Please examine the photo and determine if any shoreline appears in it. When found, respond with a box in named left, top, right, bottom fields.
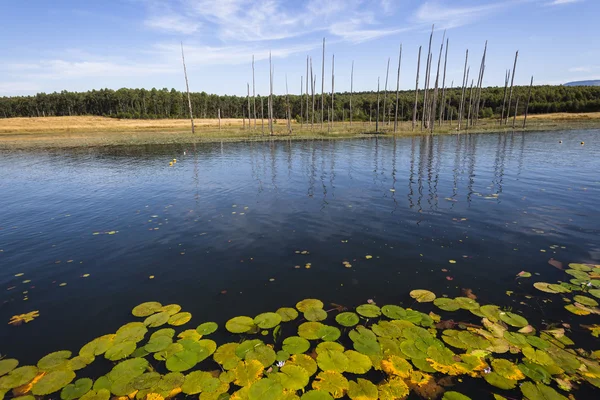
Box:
left=0, top=114, right=598, bottom=149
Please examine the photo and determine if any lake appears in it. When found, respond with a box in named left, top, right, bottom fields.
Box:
left=1, top=130, right=599, bottom=398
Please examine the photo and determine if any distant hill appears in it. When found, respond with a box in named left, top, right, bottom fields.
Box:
left=564, top=80, right=600, bottom=86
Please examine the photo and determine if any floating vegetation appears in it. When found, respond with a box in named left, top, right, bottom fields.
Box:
left=2, top=262, right=600, bottom=400
left=8, top=311, right=39, bottom=326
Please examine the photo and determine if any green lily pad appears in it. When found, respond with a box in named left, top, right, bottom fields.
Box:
left=154, top=343, right=183, bottom=361
left=166, top=350, right=198, bottom=372
left=317, top=351, right=349, bottom=372
left=177, top=329, right=201, bottom=341
left=317, top=325, right=342, bottom=342
left=454, top=297, right=480, bottom=310
left=480, top=305, right=502, bottom=322
left=574, top=295, right=598, bottom=307
left=151, top=328, right=175, bottom=339
left=278, top=365, right=309, bottom=391
left=301, top=390, right=334, bottom=400
left=32, top=370, right=76, bottom=395
left=589, top=289, right=600, bottom=299
left=245, top=344, right=277, bottom=367
left=518, top=362, right=552, bottom=384
left=433, top=298, right=460, bottom=311
left=144, top=312, right=170, bottom=328
left=80, top=389, right=110, bottom=400
left=499, top=312, right=528, bottom=328
left=213, top=343, right=241, bottom=370
left=168, top=312, right=192, bottom=326
left=371, top=321, right=403, bottom=339
left=131, top=372, right=161, bottom=390
left=254, top=312, right=282, bottom=329
left=304, top=307, right=328, bottom=322
left=182, top=371, right=219, bottom=395
left=381, top=305, right=407, bottom=319
left=61, top=378, right=93, bottom=400
left=236, top=339, right=263, bottom=359
left=282, top=337, right=310, bottom=355
left=356, top=304, right=381, bottom=318
left=0, top=366, right=39, bottom=390
left=520, top=382, right=568, bottom=400
left=565, top=269, right=590, bottom=280
left=298, top=322, right=325, bottom=340
left=410, top=290, right=436, bottom=303
left=296, top=299, right=324, bottom=312
left=145, top=335, right=172, bottom=353
left=159, top=304, right=182, bottom=315
left=105, top=341, right=136, bottom=361
left=312, top=371, right=349, bottom=398
left=344, top=350, right=372, bottom=374
left=276, top=307, right=299, bottom=322
left=443, top=392, right=472, bottom=400
left=226, top=316, right=255, bottom=333
left=483, top=372, right=518, bottom=390
left=248, top=378, right=284, bottom=400
left=38, top=350, right=71, bottom=371
left=196, top=322, right=218, bottom=335
left=0, top=359, right=18, bottom=377
left=569, top=263, right=593, bottom=271
left=114, top=324, right=147, bottom=344
left=335, top=312, right=359, bottom=327
left=132, top=302, right=162, bottom=317
left=347, top=378, right=377, bottom=400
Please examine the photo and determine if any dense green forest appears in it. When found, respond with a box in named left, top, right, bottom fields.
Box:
left=1, top=85, right=599, bottom=121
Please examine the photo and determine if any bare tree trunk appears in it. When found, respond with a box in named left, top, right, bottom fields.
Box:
left=261, top=97, right=264, bottom=134
left=422, top=25, right=434, bottom=130
left=439, top=38, right=449, bottom=126
left=505, top=51, right=519, bottom=125
left=500, top=70, right=510, bottom=125
left=321, top=37, right=325, bottom=129
left=285, top=75, right=291, bottom=133
left=218, top=108, right=221, bottom=130
left=350, top=60, right=354, bottom=127
left=376, top=77, right=380, bottom=132
left=412, top=46, right=422, bottom=131
left=247, top=83, right=251, bottom=129
left=394, top=44, right=402, bottom=133
left=473, top=41, right=487, bottom=126
left=180, top=42, right=195, bottom=134
left=306, top=55, right=309, bottom=126
left=458, top=50, right=469, bottom=130
left=523, top=76, right=534, bottom=129
left=269, top=52, right=274, bottom=135
left=466, top=79, right=474, bottom=129
left=513, top=96, right=520, bottom=129
left=300, top=76, right=304, bottom=129
left=430, top=31, right=445, bottom=133
left=252, top=55, right=256, bottom=129
left=383, top=57, right=390, bottom=127
left=310, top=57, right=315, bottom=129
left=330, top=54, right=335, bottom=132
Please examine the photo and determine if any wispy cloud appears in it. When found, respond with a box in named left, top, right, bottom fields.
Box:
left=568, top=65, right=598, bottom=73
left=145, top=14, right=201, bottom=35
left=547, top=0, right=582, bottom=5
left=413, top=1, right=510, bottom=29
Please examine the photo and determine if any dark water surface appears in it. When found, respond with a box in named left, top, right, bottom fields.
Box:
left=1, top=130, right=599, bottom=368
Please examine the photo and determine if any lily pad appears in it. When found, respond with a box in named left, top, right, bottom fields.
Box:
left=347, top=378, right=378, bottom=400
left=356, top=304, right=381, bottom=318
left=144, top=312, right=170, bottom=328
left=410, top=290, right=436, bottom=303
left=296, top=299, right=324, bottom=312
left=80, top=389, right=110, bottom=400
left=166, top=350, right=198, bottom=372
left=0, top=366, right=38, bottom=389
left=312, top=371, right=349, bottom=399
left=213, top=343, right=241, bottom=370
left=61, top=378, right=93, bottom=400
left=132, top=302, right=162, bottom=317
left=248, top=378, right=284, bottom=400
left=484, top=372, right=518, bottom=390
left=278, top=365, right=309, bottom=391
left=32, top=370, right=76, bottom=395
left=226, top=316, right=255, bottom=333
left=38, top=350, right=72, bottom=371
left=301, top=391, right=334, bottom=400
left=298, top=322, right=325, bottom=340
left=381, top=305, right=407, bottom=319
left=159, top=304, right=182, bottom=315
left=282, top=337, right=310, bottom=355
left=145, top=336, right=172, bottom=353
left=520, top=381, right=568, bottom=400
left=196, top=322, right=218, bottom=335
left=168, top=312, right=192, bottom=326
left=344, top=351, right=372, bottom=374
left=433, top=298, right=460, bottom=311
left=105, top=341, right=136, bottom=361
left=574, top=295, right=598, bottom=307
left=304, top=307, right=328, bottom=322
left=254, top=312, right=282, bottom=329
left=336, top=312, right=360, bottom=327
left=518, top=362, right=552, bottom=384
left=276, top=307, right=299, bottom=322
left=499, top=312, right=528, bottom=328
left=454, top=297, right=480, bottom=310
left=182, top=371, right=218, bottom=395
left=443, top=392, right=472, bottom=400
left=317, top=350, right=349, bottom=373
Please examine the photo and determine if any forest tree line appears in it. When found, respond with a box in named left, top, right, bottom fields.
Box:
left=1, top=85, right=600, bottom=122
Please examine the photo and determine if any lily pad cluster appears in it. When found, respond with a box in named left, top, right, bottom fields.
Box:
left=2, top=263, right=600, bottom=400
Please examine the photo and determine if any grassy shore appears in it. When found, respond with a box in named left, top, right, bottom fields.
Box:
left=0, top=113, right=599, bottom=149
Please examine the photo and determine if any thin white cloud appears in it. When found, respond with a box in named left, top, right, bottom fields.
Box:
left=568, top=65, right=598, bottom=73
left=547, top=0, right=582, bottom=5
left=413, top=1, right=506, bottom=29
left=145, top=14, right=201, bottom=35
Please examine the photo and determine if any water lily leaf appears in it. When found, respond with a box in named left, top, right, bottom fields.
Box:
left=32, top=370, right=76, bottom=395
left=254, top=312, right=282, bottom=329
left=166, top=350, right=198, bottom=372
left=522, top=347, right=556, bottom=367
left=565, top=269, right=590, bottom=280
left=156, top=372, right=184, bottom=392
left=144, top=312, right=170, bottom=328
left=317, top=325, right=341, bottom=342
left=159, top=304, right=182, bottom=315
left=109, top=376, right=136, bottom=396
left=381, top=355, right=413, bottom=378
left=131, top=372, right=161, bottom=390
left=151, top=328, right=175, bottom=339
left=454, top=297, right=479, bottom=310
left=214, top=343, right=241, bottom=370
left=344, top=350, right=372, bottom=374
left=276, top=307, right=299, bottom=322
left=411, top=357, right=438, bottom=373
left=410, top=290, right=436, bottom=303
left=304, top=308, right=328, bottom=322
left=317, top=351, right=349, bottom=372
left=115, top=324, right=147, bottom=344
left=483, top=372, right=517, bottom=390
left=569, top=263, right=592, bottom=271
left=0, top=359, right=18, bottom=377
left=400, top=340, right=427, bottom=359
left=61, top=378, right=93, bottom=400
left=499, top=312, right=528, bottom=328
left=283, top=337, right=310, bottom=355
left=518, top=362, right=552, bottom=384
left=0, top=366, right=38, bottom=390
left=246, top=344, right=276, bottom=367
left=108, top=358, right=148, bottom=383
left=276, top=350, right=289, bottom=362
left=145, top=335, right=172, bottom=353
left=236, top=339, right=263, bottom=359
left=182, top=371, right=217, bottom=394
left=377, top=377, right=410, bottom=400
left=525, top=336, right=551, bottom=350
left=356, top=304, right=381, bottom=318
left=154, top=343, right=183, bottom=361
left=316, top=343, right=345, bottom=355
left=574, top=295, right=598, bottom=307
left=480, top=305, right=502, bottom=322
left=80, top=389, right=110, bottom=400
left=312, top=371, right=349, bottom=399
left=289, top=354, right=318, bottom=376
left=132, top=302, right=162, bottom=317
left=565, top=304, right=590, bottom=315
left=433, top=298, right=460, bottom=312
left=248, top=378, right=284, bottom=400
left=492, top=359, right=525, bottom=380
left=38, top=350, right=71, bottom=371
left=381, top=305, right=407, bottom=319
left=520, top=382, right=568, bottom=400
left=105, top=341, right=136, bottom=361
left=589, top=289, right=600, bottom=299
left=372, top=321, right=403, bottom=338
left=278, top=365, right=309, bottom=390
left=195, top=322, right=218, bottom=335
left=348, top=378, right=377, bottom=400
left=534, top=282, right=569, bottom=294
left=168, top=312, right=192, bottom=326
left=232, top=360, right=264, bottom=387
left=503, top=332, right=529, bottom=348
left=226, top=316, right=255, bottom=334
left=177, top=329, right=201, bottom=341
left=296, top=299, right=324, bottom=312
left=335, top=312, right=359, bottom=327
left=443, top=392, right=472, bottom=400
left=301, top=390, right=334, bottom=400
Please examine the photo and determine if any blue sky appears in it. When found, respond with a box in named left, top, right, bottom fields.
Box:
left=0, top=0, right=597, bottom=97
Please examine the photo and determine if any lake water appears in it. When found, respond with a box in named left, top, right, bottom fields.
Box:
left=1, top=130, right=599, bottom=379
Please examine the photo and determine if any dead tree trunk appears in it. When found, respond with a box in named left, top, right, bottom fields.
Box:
left=306, top=56, right=309, bottom=126
left=412, top=46, right=422, bottom=131
left=180, top=42, right=195, bottom=134
left=458, top=50, right=469, bottom=130
left=512, top=96, right=520, bottom=129
left=330, top=54, right=335, bottom=131
left=350, top=60, right=354, bottom=127
left=500, top=70, right=510, bottom=125
left=310, top=57, right=315, bottom=129
left=247, top=83, right=251, bottom=129
left=261, top=97, right=264, bottom=134
left=376, top=77, right=380, bottom=132
left=430, top=30, right=445, bottom=133
left=439, top=38, right=449, bottom=126
left=394, top=44, right=402, bottom=133
left=252, top=55, right=256, bottom=128
left=422, top=25, right=434, bottom=130
left=383, top=57, right=390, bottom=127
left=505, top=51, right=518, bottom=125
left=473, top=41, right=487, bottom=126
left=321, top=37, right=325, bottom=129
left=285, top=75, right=291, bottom=133
left=523, top=76, right=534, bottom=129
left=218, top=108, right=221, bottom=130
left=466, top=79, right=474, bottom=129
left=269, top=52, right=274, bottom=135
left=300, top=76, right=304, bottom=129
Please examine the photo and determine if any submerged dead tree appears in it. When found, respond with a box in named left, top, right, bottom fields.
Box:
left=269, top=52, right=274, bottom=135
left=252, top=55, right=256, bottom=128
left=458, top=50, right=469, bottom=130
left=394, top=44, right=402, bottom=133
left=383, top=57, right=390, bottom=126
left=321, top=38, right=325, bottom=130
left=350, top=61, right=354, bottom=126
left=439, top=38, right=449, bottom=126
left=180, top=43, right=194, bottom=134
left=500, top=70, right=510, bottom=125
left=473, top=41, right=487, bottom=126
left=376, top=77, right=380, bottom=132
left=330, top=54, right=335, bottom=130
left=430, top=31, right=445, bottom=133
left=505, top=51, right=519, bottom=125
left=300, top=76, right=303, bottom=129
left=412, top=46, right=422, bottom=131
left=523, top=76, right=534, bottom=129
left=305, top=56, right=309, bottom=126
left=422, top=25, right=434, bottom=130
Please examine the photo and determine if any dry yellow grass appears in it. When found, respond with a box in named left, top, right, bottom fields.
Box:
left=525, top=112, right=600, bottom=120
